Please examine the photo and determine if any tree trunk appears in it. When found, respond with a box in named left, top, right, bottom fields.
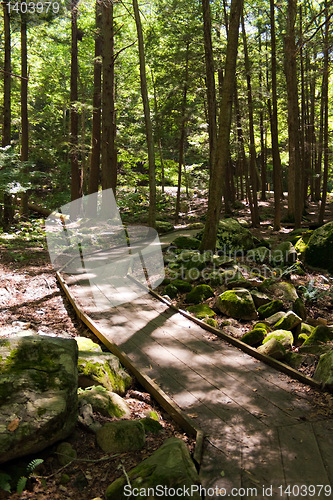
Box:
left=101, top=0, right=117, bottom=196
left=202, top=0, right=217, bottom=172
left=2, top=3, right=13, bottom=230
left=241, top=12, right=259, bottom=227
left=20, top=17, right=29, bottom=216
left=133, top=0, right=156, bottom=228
left=284, top=0, right=302, bottom=227
left=318, top=0, right=330, bottom=224
left=200, top=0, right=243, bottom=251
left=175, top=41, right=189, bottom=225
left=151, top=70, right=165, bottom=193
left=70, top=0, right=82, bottom=207
left=87, top=0, right=102, bottom=215
left=269, top=0, right=282, bottom=230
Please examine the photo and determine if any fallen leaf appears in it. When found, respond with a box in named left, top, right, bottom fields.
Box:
left=7, top=418, right=19, bottom=432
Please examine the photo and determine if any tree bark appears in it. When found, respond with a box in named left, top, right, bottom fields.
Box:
left=284, top=0, right=302, bottom=227
left=318, top=0, right=330, bottom=224
left=200, top=0, right=243, bottom=251
left=70, top=0, right=82, bottom=206
left=202, top=0, right=217, bottom=172
left=269, top=0, right=282, bottom=230
left=101, top=0, right=117, bottom=196
left=20, top=17, right=29, bottom=216
left=133, top=0, right=156, bottom=228
left=87, top=0, right=102, bottom=215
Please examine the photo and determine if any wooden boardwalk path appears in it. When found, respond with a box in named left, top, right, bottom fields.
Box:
left=58, top=271, right=333, bottom=500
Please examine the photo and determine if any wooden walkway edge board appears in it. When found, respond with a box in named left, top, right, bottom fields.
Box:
left=56, top=271, right=205, bottom=466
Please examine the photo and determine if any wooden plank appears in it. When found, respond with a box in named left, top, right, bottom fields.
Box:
left=312, top=419, right=333, bottom=485
left=278, top=422, right=330, bottom=497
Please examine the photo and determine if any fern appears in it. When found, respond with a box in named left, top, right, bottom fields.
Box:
left=0, top=472, right=11, bottom=493
left=16, top=477, right=28, bottom=495
left=26, top=458, right=44, bottom=475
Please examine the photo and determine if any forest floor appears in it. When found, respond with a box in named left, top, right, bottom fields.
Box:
left=0, top=192, right=333, bottom=499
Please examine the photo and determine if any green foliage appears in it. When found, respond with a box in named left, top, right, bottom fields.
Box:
left=0, top=146, right=44, bottom=194
left=0, top=458, right=44, bottom=494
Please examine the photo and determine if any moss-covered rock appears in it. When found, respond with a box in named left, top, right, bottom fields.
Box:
left=196, top=218, right=257, bottom=253
left=96, top=420, right=145, bottom=453
left=300, top=323, right=314, bottom=335
left=204, top=318, right=218, bottom=328
left=155, top=221, right=174, bottom=234
left=247, top=246, right=271, bottom=263
left=314, top=351, right=333, bottom=390
left=76, top=337, right=103, bottom=353
left=285, top=352, right=305, bottom=369
left=257, top=300, right=284, bottom=319
left=250, top=290, right=271, bottom=308
left=186, top=284, right=214, bottom=304
left=140, top=417, right=163, bottom=434
left=271, top=241, right=297, bottom=265
left=0, top=333, right=78, bottom=465
left=187, top=303, right=215, bottom=319
left=105, top=438, right=201, bottom=500
left=216, top=288, right=257, bottom=320
left=263, top=281, right=298, bottom=304
left=163, top=284, right=178, bottom=299
left=253, top=322, right=271, bottom=333
left=273, top=311, right=302, bottom=331
left=241, top=328, right=266, bottom=346
left=264, top=311, right=285, bottom=326
left=304, top=221, right=333, bottom=273
left=56, top=442, right=77, bottom=466
left=293, top=298, right=307, bottom=320
left=78, top=385, right=130, bottom=418
left=263, top=330, right=294, bottom=348
left=257, top=338, right=286, bottom=360
left=173, top=236, right=201, bottom=250
left=302, top=325, right=333, bottom=346
left=172, top=279, right=192, bottom=293
left=78, top=352, right=131, bottom=395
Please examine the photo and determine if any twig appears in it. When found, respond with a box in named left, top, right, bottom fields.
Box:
left=41, top=453, right=120, bottom=479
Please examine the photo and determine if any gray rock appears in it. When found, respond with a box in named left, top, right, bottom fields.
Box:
left=271, top=241, right=297, bottom=265
left=257, top=338, right=286, bottom=360
left=273, top=311, right=302, bottom=331
left=304, top=221, right=333, bottom=273
left=78, top=385, right=130, bottom=418
left=78, top=351, right=131, bottom=395
left=216, top=288, right=257, bottom=320
left=56, top=442, right=77, bottom=466
left=250, top=290, right=271, bottom=308
left=0, top=333, right=78, bottom=464
left=264, top=311, right=286, bottom=326
left=263, top=329, right=294, bottom=348
left=264, top=281, right=298, bottom=304
left=247, top=246, right=271, bottom=263
left=314, top=350, right=333, bottom=390
left=96, top=420, right=145, bottom=453
left=105, top=438, right=201, bottom=500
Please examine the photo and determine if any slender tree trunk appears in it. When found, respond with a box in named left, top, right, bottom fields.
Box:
left=315, top=66, right=325, bottom=201
left=175, top=41, right=189, bottom=225
left=101, top=0, right=117, bottom=196
left=202, top=0, right=217, bottom=172
left=258, top=23, right=266, bottom=201
left=269, top=0, right=282, bottom=230
left=284, top=0, right=302, bottom=227
left=151, top=70, right=165, bottom=193
left=2, top=3, right=12, bottom=229
left=318, top=0, right=330, bottom=224
left=200, top=0, right=243, bottom=251
left=241, top=12, right=259, bottom=227
left=133, top=0, right=156, bottom=228
left=88, top=0, right=102, bottom=215
left=70, top=0, right=82, bottom=206
left=20, top=17, right=29, bottom=216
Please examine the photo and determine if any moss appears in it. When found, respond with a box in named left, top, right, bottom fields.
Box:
left=257, top=300, right=283, bottom=319
left=78, top=354, right=130, bottom=395
left=293, top=298, right=307, bottom=320
left=263, top=330, right=294, bottom=348
left=304, top=221, right=333, bottom=273
left=298, top=333, right=309, bottom=343
left=140, top=417, right=163, bottom=434
left=302, top=325, right=333, bottom=346
left=187, top=304, right=215, bottom=319
left=172, top=279, right=192, bottom=293
left=241, top=328, right=266, bottom=346
left=155, top=221, right=174, bottom=233
left=273, top=311, right=302, bottom=331
left=204, top=318, right=218, bottom=328
left=173, top=236, right=201, bottom=249
left=216, top=289, right=257, bottom=320
left=163, top=284, right=178, bottom=299
left=253, top=322, right=271, bottom=332
left=186, top=285, right=214, bottom=304
left=76, top=337, right=102, bottom=353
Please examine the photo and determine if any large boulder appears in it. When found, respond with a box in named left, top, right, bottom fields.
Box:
left=78, top=346, right=131, bottom=395
left=105, top=438, right=201, bottom=500
left=0, top=333, right=78, bottom=464
left=96, top=420, right=145, bottom=453
left=273, top=311, right=302, bottom=331
left=263, top=330, right=294, bottom=349
left=216, top=288, right=257, bottom=320
left=314, top=351, right=333, bottom=390
left=304, top=221, right=333, bottom=273
left=197, top=218, right=257, bottom=254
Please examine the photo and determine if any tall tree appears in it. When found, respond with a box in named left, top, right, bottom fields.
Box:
left=20, top=15, right=29, bottom=216
left=200, top=0, right=243, bottom=251
left=133, top=0, right=156, bottom=228
left=101, top=0, right=117, bottom=197
left=269, top=0, right=282, bottom=230
left=202, top=0, right=217, bottom=171
left=70, top=0, right=82, bottom=205
left=284, top=0, right=302, bottom=227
